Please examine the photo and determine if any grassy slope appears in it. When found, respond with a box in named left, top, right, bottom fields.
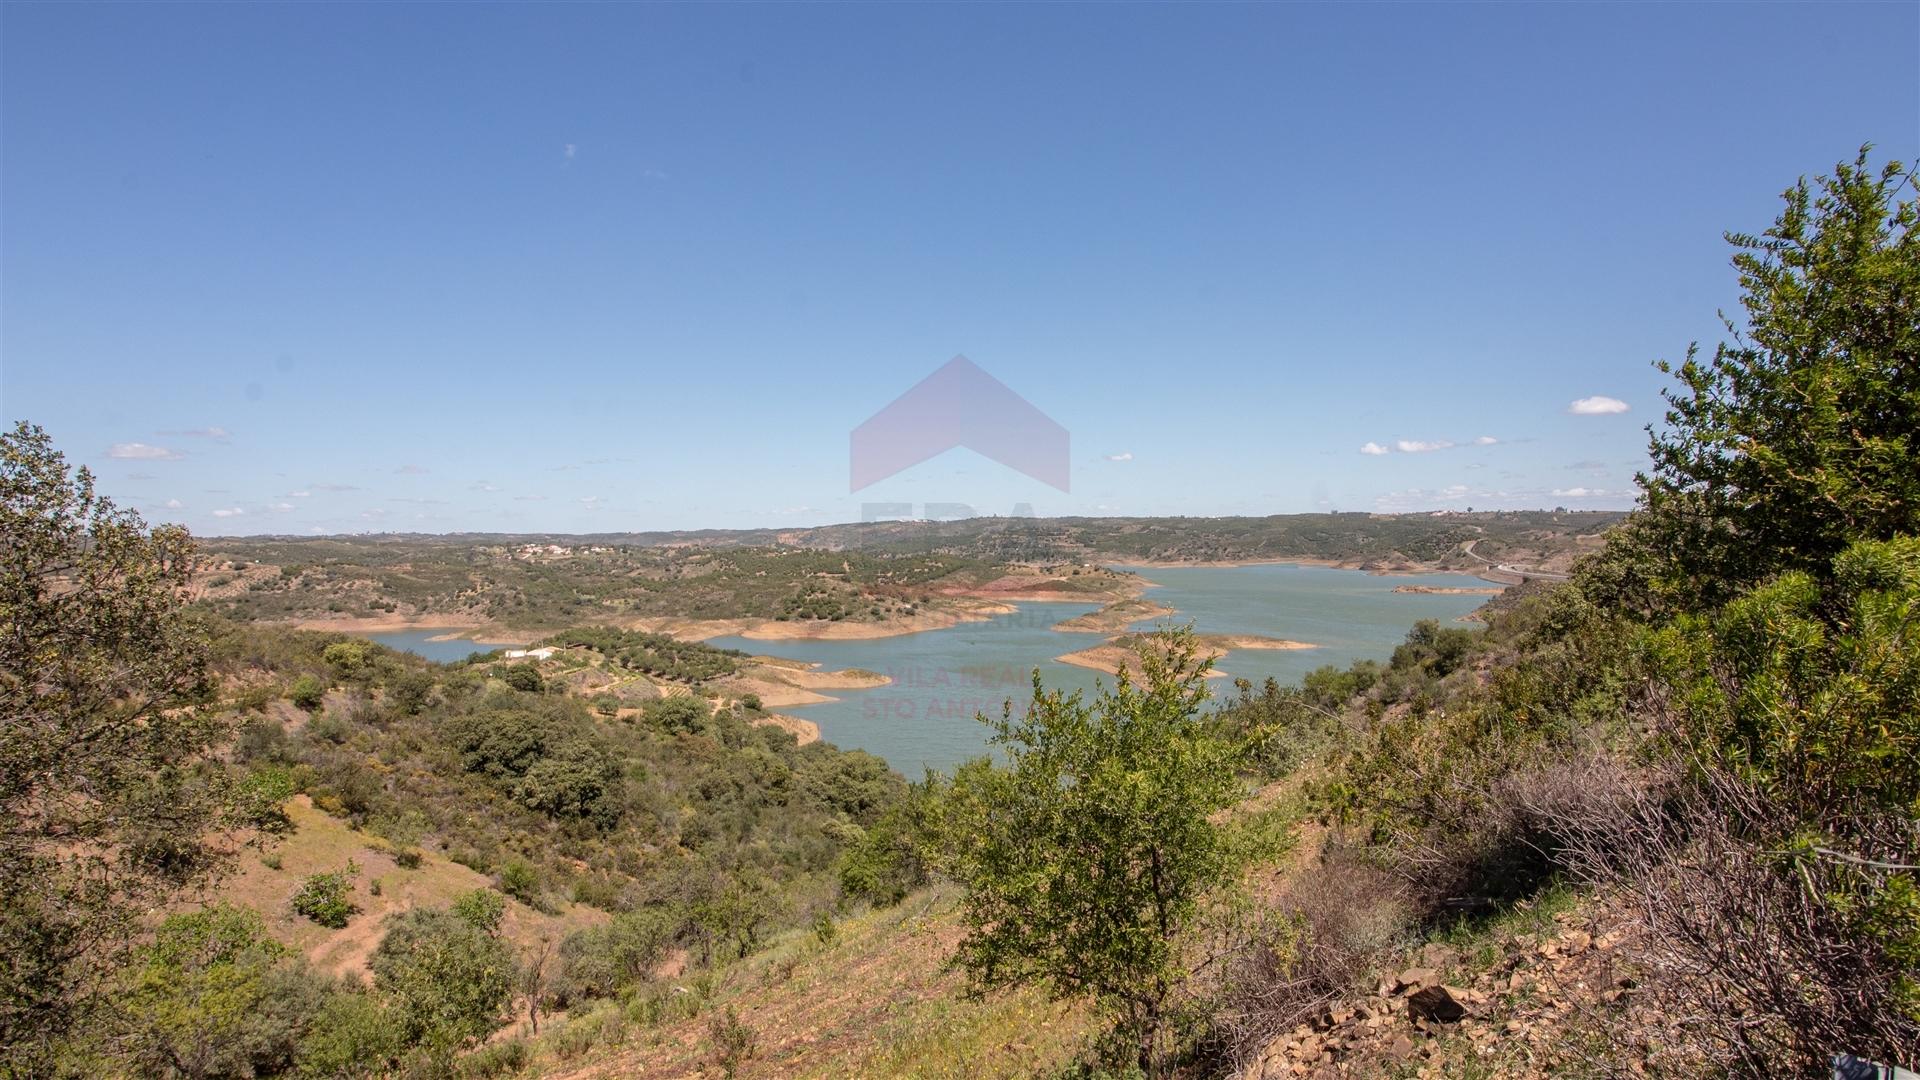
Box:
left=530, top=887, right=1094, bottom=1080
left=223, top=796, right=605, bottom=979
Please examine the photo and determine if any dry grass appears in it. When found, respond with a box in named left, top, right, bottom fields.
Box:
left=538, top=887, right=1095, bottom=1080
left=216, top=796, right=604, bottom=979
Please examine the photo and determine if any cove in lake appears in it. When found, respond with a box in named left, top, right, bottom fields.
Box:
left=709, top=563, right=1496, bottom=774
left=363, top=628, right=524, bottom=664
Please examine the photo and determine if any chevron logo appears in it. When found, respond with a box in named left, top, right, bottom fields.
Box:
left=849, top=356, right=1070, bottom=493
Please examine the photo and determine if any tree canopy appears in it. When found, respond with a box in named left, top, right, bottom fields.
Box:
left=0, top=422, right=242, bottom=1073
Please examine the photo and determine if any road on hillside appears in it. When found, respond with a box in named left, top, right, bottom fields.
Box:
left=1461, top=539, right=1570, bottom=583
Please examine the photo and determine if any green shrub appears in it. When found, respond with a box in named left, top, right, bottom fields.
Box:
left=500, top=662, right=544, bottom=692
left=370, top=904, right=514, bottom=1051
left=298, top=989, right=401, bottom=1077
left=641, top=695, right=707, bottom=734
left=497, top=859, right=540, bottom=907
left=289, top=674, right=327, bottom=711
left=119, top=905, right=332, bottom=1080
left=451, top=888, right=507, bottom=934
left=291, top=865, right=359, bottom=929
left=551, top=908, right=676, bottom=1005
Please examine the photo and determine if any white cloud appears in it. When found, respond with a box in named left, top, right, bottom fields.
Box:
left=471, top=481, right=500, bottom=493
left=268, top=502, right=295, bottom=512
left=313, top=483, right=358, bottom=492
left=1395, top=439, right=1455, bottom=454
left=394, top=464, right=429, bottom=475
left=564, top=143, right=577, bottom=160
left=1551, top=487, right=1611, bottom=497
left=1473, top=435, right=1499, bottom=446
left=1568, top=395, right=1629, bottom=416
left=1104, top=451, right=1134, bottom=462
left=211, top=507, right=244, bottom=518
left=108, top=442, right=183, bottom=461
left=163, top=427, right=230, bottom=440
left=1359, top=442, right=1389, bottom=456
left=513, top=495, right=548, bottom=502
left=288, top=491, right=311, bottom=498
left=163, top=498, right=184, bottom=510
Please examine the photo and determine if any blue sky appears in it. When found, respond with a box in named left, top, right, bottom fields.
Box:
left=3, top=3, right=1915, bottom=535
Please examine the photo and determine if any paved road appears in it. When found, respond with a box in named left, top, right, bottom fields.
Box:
left=1462, top=540, right=1570, bottom=583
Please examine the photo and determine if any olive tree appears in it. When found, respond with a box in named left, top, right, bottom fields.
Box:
left=942, top=629, right=1242, bottom=1073
left=1, top=422, right=240, bottom=1073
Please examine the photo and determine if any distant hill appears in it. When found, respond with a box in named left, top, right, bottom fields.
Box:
left=193, top=511, right=1619, bottom=635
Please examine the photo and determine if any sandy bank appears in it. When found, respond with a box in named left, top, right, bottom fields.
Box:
left=1052, top=599, right=1178, bottom=633
left=715, top=660, right=894, bottom=709
left=1054, top=632, right=1316, bottom=679
left=737, top=601, right=1016, bottom=641
left=1392, top=585, right=1506, bottom=595
left=753, top=713, right=821, bottom=746
left=289, top=616, right=528, bottom=646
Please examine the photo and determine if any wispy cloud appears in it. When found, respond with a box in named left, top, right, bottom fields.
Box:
left=163, top=498, right=184, bottom=510
left=312, top=483, right=359, bottom=492
left=394, top=464, right=429, bottom=475
left=108, top=442, right=183, bottom=461
left=1104, top=451, right=1134, bottom=462
left=513, top=495, right=548, bottom=502
left=1568, top=395, right=1629, bottom=416
left=268, top=502, right=295, bottom=512
left=161, top=427, right=230, bottom=441
left=1359, top=442, right=1389, bottom=456
left=1473, top=435, right=1499, bottom=446
left=1395, top=439, right=1456, bottom=454
left=211, top=507, right=244, bottom=518
left=1551, top=487, right=1613, bottom=497
left=564, top=143, right=577, bottom=160
left=471, top=481, right=500, bottom=493
left=286, top=490, right=311, bottom=498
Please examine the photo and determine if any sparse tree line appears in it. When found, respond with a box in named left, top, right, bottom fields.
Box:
left=541, top=626, right=746, bottom=683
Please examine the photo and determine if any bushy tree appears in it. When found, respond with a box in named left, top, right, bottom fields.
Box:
left=499, top=662, right=544, bottom=692
left=1642, top=149, right=1918, bottom=606
left=550, top=908, right=676, bottom=1005
left=0, top=422, right=241, bottom=1072
left=643, top=695, right=708, bottom=734
left=942, top=630, right=1242, bottom=1072
left=511, top=740, right=621, bottom=825
left=368, top=899, right=513, bottom=1051
left=117, top=905, right=332, bottom=1079
left=295, top=990, right=401, bottom=1079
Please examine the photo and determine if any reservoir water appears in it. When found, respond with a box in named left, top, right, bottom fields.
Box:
left=363, top=628, right=524, bottom=664
left=707, top=563, right=1496, bottom=774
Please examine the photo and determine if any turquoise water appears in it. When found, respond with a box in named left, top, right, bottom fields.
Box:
left=709, top=564, right=1497, bottom=774
left=364, top=628, right=524, bottom=663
